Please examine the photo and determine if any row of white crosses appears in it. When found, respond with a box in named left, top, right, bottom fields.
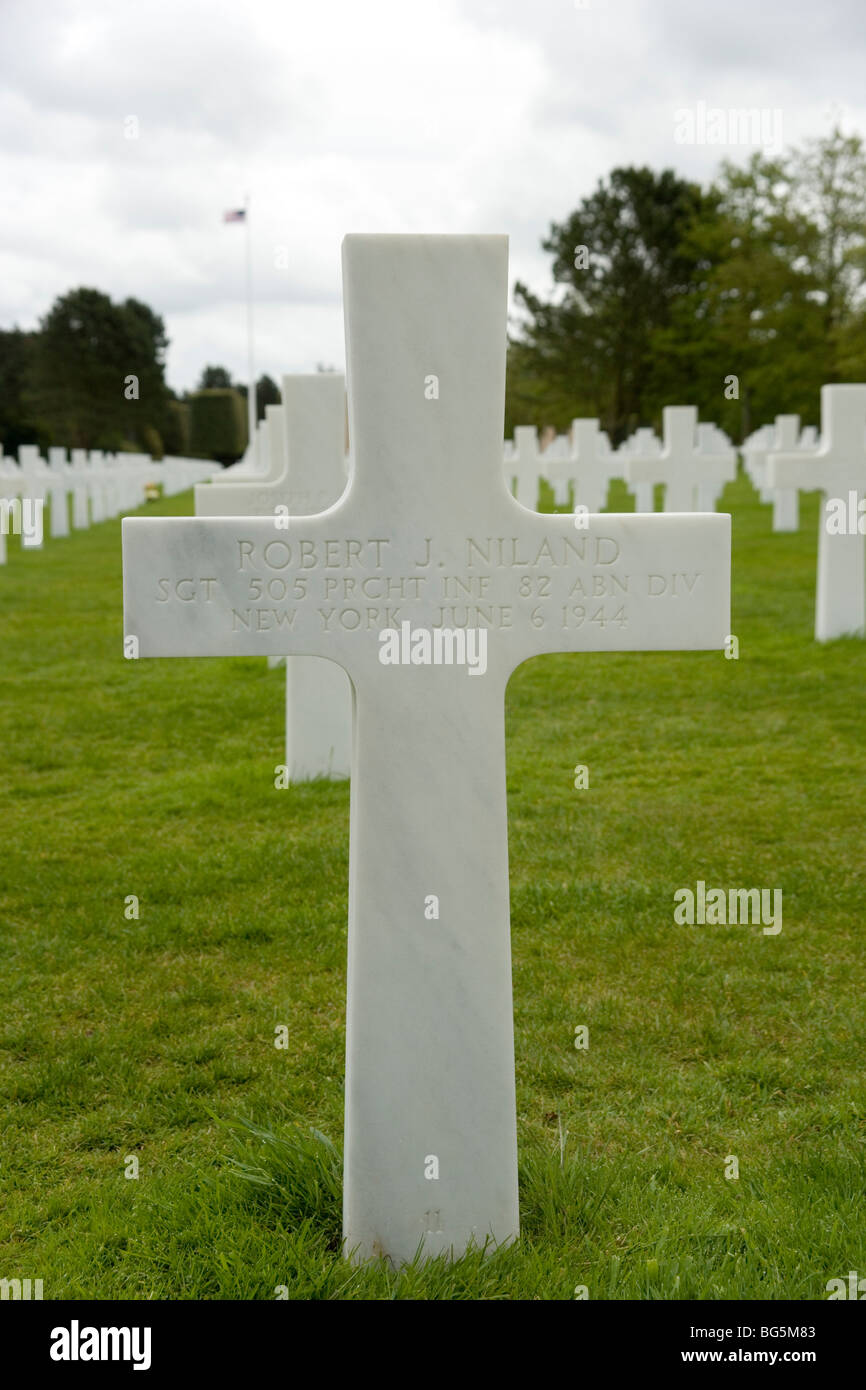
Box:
left=123, top=233, right=731, bottom=1265
left=616, top=427, right=661, bottom=512
left=258, top=370, right=857, bottom=776
left=0, top=445, right=216, bottom=564
left=624, top=407, right=736, bottom=513
left=0, top=446, right=107, bottom=560
left=506, top=407, right=737, bottom=516
left=507, top=421, right=623, bottom=513
left=507, top=387, right=866, bottom=642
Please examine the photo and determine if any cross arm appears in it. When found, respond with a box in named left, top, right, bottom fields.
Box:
left=765, top=450, right=826, bottom=491
left=497, top=509, right=730, bottom=672
left=624, top=455, right=667, bottom=488
left=696, top=454, right=737, bottom=485
left=123, top=505, right=730, bottom=684
left=123, top=512, right=375, bottom=674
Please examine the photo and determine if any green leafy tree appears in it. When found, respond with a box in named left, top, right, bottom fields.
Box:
left=794, top=127, right=866, bottom=378
left=510, top=167, right=716, bottom=441
left=509, top=132, right=866, bottom=444
left=198, top=364, right=234, bottom=390
left=255, top=373, right=280, bottom=421
left=660, top=129, right=866, bottom=436
left=0, top=329, right=42, bottom=456
left=655, top=155, right=826, bottom=437
left=165, top=397, right=191, bottom=455
left=28, top=288, right=172, bottom=450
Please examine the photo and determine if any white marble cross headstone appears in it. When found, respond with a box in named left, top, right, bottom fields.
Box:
left=195, top=405, right=286, bottom=514
left=743, top=415, right=801, bottom=524
left=694, top=423, right=737, bottom=513
left=273, top=377, right=351, bottom=781
left=508, top=426, right=541, bottom=510
left=766, top=384, right=866, bottom=640
left=87, top=451, right=110, bottom=522
left=542, top=433, right=574, bottom=506
left=570, top=418, right=617, bottom=513
left=195, top=386, right=347, bottom=520
left=0, top=460, right=19, bottom=564
left=69, top=449, right=91, bottom=529
left=741, top=423, right=775, bottom=497
left=619, top=428, right=661, bottom=513
left=767, top=414, right=800, bottom=533
left=627, top=406, right=733, bottom=512
left=17, top=447, right=50, bottom=547
left=44, top=451, right=72, bottom=539
left=196, top=378, right=352, bottom=782
left=122, top=234, right=730, bottom=1266
left=625, top=408, right=696, bottom=511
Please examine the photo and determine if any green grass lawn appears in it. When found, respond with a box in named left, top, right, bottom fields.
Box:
left=0, top=474, right=863, bottom=1300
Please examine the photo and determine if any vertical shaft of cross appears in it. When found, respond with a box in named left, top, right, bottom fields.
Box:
left=772, top=415, right=800, bottom=533
left=663, top=406, right=699, bottom=511
left=280, top=374, right=351, bottom=780
left=338, top=233, right=519, bottom=1260
left=817, top=517, right=864, bottom=638
left=343, top=678, right=519, bottom=1262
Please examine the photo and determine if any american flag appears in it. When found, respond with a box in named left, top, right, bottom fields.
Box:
left=223, top=208, right=246, bottom=223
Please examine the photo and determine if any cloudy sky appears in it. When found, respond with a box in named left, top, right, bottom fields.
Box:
left=1, top=0, right=864, bottom=394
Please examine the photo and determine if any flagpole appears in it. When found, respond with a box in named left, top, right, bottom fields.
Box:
left=243, top=192, right=256, bottom=464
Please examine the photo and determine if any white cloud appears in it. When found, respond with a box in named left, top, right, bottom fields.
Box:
left=1, top=0, right=864, bottom=392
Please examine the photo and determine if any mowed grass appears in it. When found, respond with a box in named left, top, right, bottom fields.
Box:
left=0, top=474, right=863, bottom=1300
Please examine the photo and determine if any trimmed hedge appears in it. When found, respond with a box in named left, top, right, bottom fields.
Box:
left=189, top=388, right=247, bottom=463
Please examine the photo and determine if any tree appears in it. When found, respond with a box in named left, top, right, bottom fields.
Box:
left=0, top=329, right=42, bottom=456
left=659, top=129, right=866, bottom=436
left=508, top=138, right=866, bottom=443
left=235, top=373, right=282, bottom=423
left=655, top=154, right=826, bottom=437
left=28, top=288, right=172, bottom=450
left=255, top=373, right=280, bottom=420
left=198, top=364, right=233, bottom=390
left=793, top=127, right=866, bottom=376
left=510, top=167, right=716, bottom=441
